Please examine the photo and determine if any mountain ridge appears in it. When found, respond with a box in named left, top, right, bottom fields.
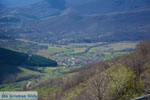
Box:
left=19, top=9, right=150, bottom=44
left=0, top=0, right=150, bottom=44
left=1, top=0, right=150, bottom=19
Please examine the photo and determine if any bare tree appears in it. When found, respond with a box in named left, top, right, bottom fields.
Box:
left=86, top=74, right=109, bottom=100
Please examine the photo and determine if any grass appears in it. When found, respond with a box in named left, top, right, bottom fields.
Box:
left=16, top=67, right=42, bottom=79
left=0, top=66, right=64, bottom=91
left=109, top=42, right=137, bottom=50
left=38, top=87, right=58, bottom=99
left=36, top=66, right=64, bottom=74
left=64, top=84, right=85, bottom=100
left=48, top=47, right=71, bottom=52
left=43, top=67, right=59, bottom=74
left=36, top=50, right=54, bottom=57
left=68, top=42, right=103, bottom=47
left=90, top=42, right=137, bottom=53
left=72, top=48, right=87, bottom=53
left=38, top=87, right=57, bottom=93
left=64, top=51, right=74, bottom=55
left=0, top=41, right=138, bottom=92
left=0, top=67, right=42, bottom=91
left=16, top=39, right=49, bottom=46
left=46, top=67, right=75, bottom=77
left=74, top=53, right=92, bottom=57
left=104, top=53, right=125, bottom=60
left=0, top=81, right=27, bottom=91
left=61, top=67, right=74, bottom=73
left=83, top=53, right=92, bottom=57
left=52, top=73, right=61, bottom=77
left=41, top=67, right=75, bottom=77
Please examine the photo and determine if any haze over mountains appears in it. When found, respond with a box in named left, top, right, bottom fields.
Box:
left=1, top=1, right=150, bottom=99
left=0, top=0, right=150, bottom=44
left=2, top=0, right=150, bottom=15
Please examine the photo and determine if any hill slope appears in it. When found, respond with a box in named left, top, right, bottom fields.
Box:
left=68, top=0, right=150, bottom=15
left=34, top=41, right=150, bottom=100
left=1, top=0, right=150, bottom=19
left=22, top=9, right=150, bottom=44
left=0, top=0, right=150, bottom=44
left=1, top=0, right=150, bottom=44
left=0, top=48, right=28, bottom=65
left=0, top=47, right=57, bottom=83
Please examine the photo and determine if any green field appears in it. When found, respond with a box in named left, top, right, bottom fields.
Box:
left=0, top=81, right=27, bottom=91
left=16, top=67, right=42, bottom=79
left=104, top=54, right=125, bottom=60
left=0, top=66, right=76, bottom=90
left=0, top=40, right=138, bottom=91
left=48, top=47, right=71, bottom=52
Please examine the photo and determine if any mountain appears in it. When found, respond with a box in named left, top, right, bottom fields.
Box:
left=0, top=47, right=28, bottom=83
left=27, top=55, right=57, bottom=67
left=1, top=0, right=150, bottom=98
left=68, top=0, right=150, bottom=15
left=1, top=0, right=150, bottom=19
left=12, top=9, right=150, bottom=44
left=0, top=47, right=28, bottom=65
left=0, top=47, right=58, bottom=67
left=0, top=0, right=150, bottom=45
left=0, top=47, right=57, bottom=83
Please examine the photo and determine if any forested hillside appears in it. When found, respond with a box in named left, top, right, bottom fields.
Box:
left=1, top=0, right=150, bottom=45
left=27, top=55, right=57, bottom=67
left=32, top=41, right=150, bottom=100
left=0, top=47, right=57, bottom=83
left=0, top=47, right=28, bottom=65
left=25, top=9, right=150, bottom=44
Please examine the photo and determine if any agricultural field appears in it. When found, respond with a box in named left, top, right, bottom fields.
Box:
left=0, top=66, right=77, bottom=91
left=89, top=42, right=137, bottom=57
left=13, top=39, right=138, bottom=67
left=90, top=42, right=137, bottom=53
left=16, top=67, right=42, bottom=79
left=36, top=42, right=137, bottom=69
left=0, top=39, right=138, bottom=91
left=0, top=81, right=27, bottom=91
left=0, top=38, right=138, bottom=67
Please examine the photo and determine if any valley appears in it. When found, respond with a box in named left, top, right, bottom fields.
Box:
left=0, top=38, right=137, bottom=67
left=0, top=0, right=150, bottom=99
left=0, top=38, right=137, bottom=91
